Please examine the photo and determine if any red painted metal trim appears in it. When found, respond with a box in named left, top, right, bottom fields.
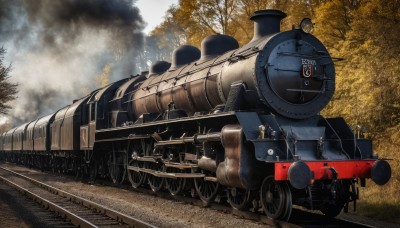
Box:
left=274, top=160, right=375, bottom=181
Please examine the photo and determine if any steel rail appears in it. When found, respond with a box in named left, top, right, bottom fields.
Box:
left=129, top=184, right=300, bottom=228
left=338, top=218, right=379, bottom=228
left=0, top=167, right=156, bottom=228
left=123, top=179, right=375, bottom=228
left=0, top=175, right=97, bottom=228
left=0, top=164, right=378, bottom=228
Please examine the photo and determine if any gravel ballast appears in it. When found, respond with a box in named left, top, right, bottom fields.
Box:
left=2, top=163, right=399, bottom=228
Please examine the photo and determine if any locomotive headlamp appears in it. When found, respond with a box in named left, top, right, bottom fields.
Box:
left=300, top=18, right=314, bottom=34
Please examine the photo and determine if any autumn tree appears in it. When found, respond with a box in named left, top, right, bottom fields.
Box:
left=150, top=0, right=240, bottom=48
left=0, top=47, right=18, bottom=115
left=96, top=64, right=112, bottom=87
left=147, top=6, right=186, bottom=63
left=313, top=0, right=361, bottom=51
left=315, top=0, right=362, bottom=120
left=351, top=0, right=400, bottom=132
left=190, top=0, right=238, bottom=35
left=151, top=1, right=308, bottom=47
left=151, top=6, right=187, bottom=48
left=320, top=0, right=400, bottom=137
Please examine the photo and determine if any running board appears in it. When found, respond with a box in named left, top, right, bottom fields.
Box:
left=132, top=157, right=198, bottom=169
left=127, top=166, right=205, bottom=179
left=164, top=162, right=198, bottom=169
left=154, top=132, right=221, bottom=147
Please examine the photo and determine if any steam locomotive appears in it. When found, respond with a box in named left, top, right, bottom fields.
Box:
left=0, top=10, right=391, bottom=221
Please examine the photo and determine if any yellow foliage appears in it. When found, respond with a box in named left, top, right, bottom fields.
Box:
left=354, top=125, right=400, bottom=222
left=316, top=0, right=400, bottom=221
left=96, top=64, right=112, bottom=88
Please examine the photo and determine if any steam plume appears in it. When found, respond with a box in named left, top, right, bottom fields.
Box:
left=0, top=0, right=145, bottom=125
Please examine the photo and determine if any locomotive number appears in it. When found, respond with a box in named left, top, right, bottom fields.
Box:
left=301, top=58, right=317, bottom=65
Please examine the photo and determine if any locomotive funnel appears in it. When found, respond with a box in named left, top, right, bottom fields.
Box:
left=250, top=9, right=287, bottom=41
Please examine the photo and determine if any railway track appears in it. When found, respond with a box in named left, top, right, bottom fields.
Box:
left=127, top=186, right=298, bottom=227
left=129, top=184, right=375, bottom=228
left=0, top=180, right=76, bottom=227
left=0, top=163, right=379, bottom=228
left=84, top=166, right=374, bottom=228
left=0, top=166, right=155, bottom=228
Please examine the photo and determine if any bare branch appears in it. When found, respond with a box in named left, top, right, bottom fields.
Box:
left=0, top=47, right=18, bottom=115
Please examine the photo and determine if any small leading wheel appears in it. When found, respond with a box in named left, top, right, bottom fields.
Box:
left=127, top=160, right=146, bottom=188
left=227, top=187, right=254, bottom=211
left=147, top=162, right=165, bottom=192
left=165, top=167, right=186, bottom=196
left=260, top=176, right=292, bottom=221
left=194, top=170, right=220, bottom=206
left=320, top=180, right=348, bottom=217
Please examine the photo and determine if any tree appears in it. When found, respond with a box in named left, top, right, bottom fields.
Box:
left=148, top=6, right=187, bottom=63
left=152, top=0, right=240, bottom=47
left=96, top=64, right=112, bottom=87
left=191, top=0, right=238, bottom=35
left=151, top=0, right=321, bottom=47
left=0, top=47, right=18, bottom=115
left=313, top=0, right=361, bottom=51
left=321, top=0, right=400, bottom=136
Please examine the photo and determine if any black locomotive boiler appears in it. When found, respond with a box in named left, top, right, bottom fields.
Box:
left=0, top=10, right=391, bottom=221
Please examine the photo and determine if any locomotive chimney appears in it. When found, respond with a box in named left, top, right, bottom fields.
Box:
left=250, top=9, right=287, bottom=42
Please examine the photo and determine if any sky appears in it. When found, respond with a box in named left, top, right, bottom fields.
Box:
left=136, top=0, right=178, bottom=34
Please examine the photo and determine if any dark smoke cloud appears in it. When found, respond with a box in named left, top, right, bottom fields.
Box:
left=0, top=0, right=146, bottom=126
left=13, top=87, right=58, bottom=124
left=22, top=0, right=143, bottom=51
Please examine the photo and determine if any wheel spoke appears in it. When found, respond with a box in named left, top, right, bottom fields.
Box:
left=165, top=167, right=185, bottom=195
left=194, top=170, right=220, bottom=206
left=260, top=176, right=292, bottom=221
left=148, top=163, right=164, bottom=192
left=227, top=188, right=253, bottom=211
left=128, top=160, right=145, bottom=188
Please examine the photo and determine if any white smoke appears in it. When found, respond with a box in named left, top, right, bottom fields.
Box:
left=0, top=0, right=146, bottom=126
